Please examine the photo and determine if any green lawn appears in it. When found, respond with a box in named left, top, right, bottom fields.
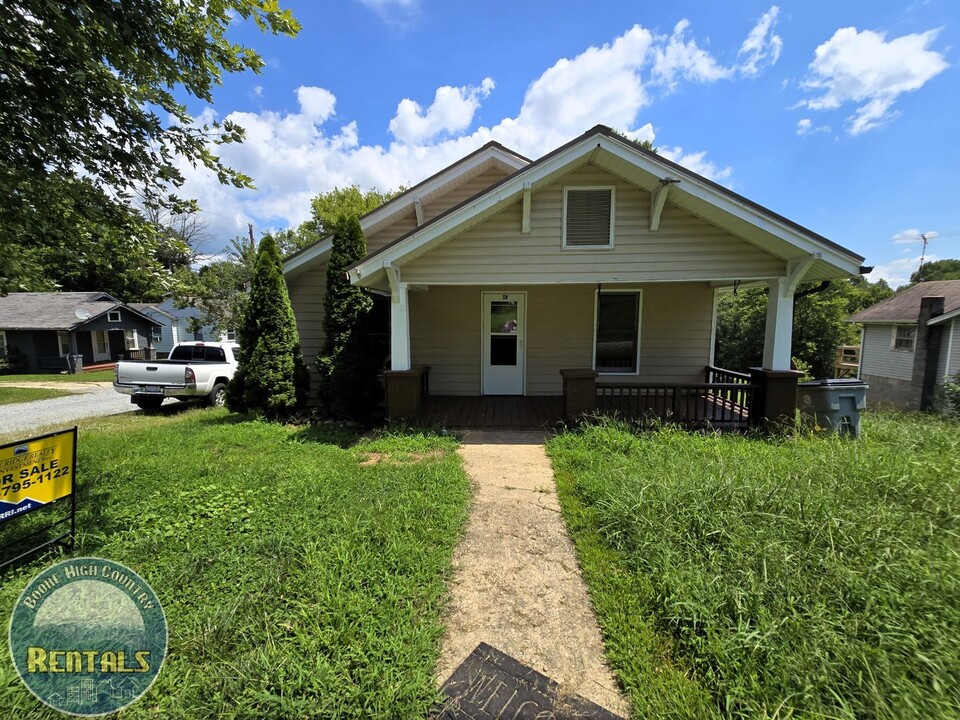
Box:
left=547, top=413, right=960, bottom=719
left=0, top=386, right=76, bottom=405
left=0, top=410, right=471, bottom=719
left=0, top=370, right=115, bottom=383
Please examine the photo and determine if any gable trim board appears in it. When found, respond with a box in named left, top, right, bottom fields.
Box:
left=346, top=125, right=863, bottom=291
left=284, top=142, right=530, bottom=277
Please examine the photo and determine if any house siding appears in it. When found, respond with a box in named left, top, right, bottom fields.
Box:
left=400, top=165, right=785, bottom=285
left=859, top=324, right=915, bottom=381
left=409, top=282, right=714, bottom=396
left=287, top=263, right=327, bottom=400
left=949, top=320, right=960, bottom=378
left=365, top=167, right=513, bottom=256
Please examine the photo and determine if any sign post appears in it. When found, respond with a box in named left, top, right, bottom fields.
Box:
left=0, top=427, right=77, bottom=570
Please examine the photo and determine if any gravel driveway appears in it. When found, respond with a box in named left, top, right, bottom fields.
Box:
left=0, top=383, right=137, bottom=436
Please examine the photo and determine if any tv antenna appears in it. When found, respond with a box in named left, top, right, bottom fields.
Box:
left=917, top=232, right=934, bottom=281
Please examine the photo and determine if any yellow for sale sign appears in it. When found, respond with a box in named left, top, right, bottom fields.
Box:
left=0, top=429, right=76, bottom=524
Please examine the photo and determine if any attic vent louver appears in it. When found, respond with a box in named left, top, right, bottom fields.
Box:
left=563, top=187, right=614, bottom=248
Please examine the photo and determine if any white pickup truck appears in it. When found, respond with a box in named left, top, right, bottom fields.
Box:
left=113, top=341, right=240, bottom=410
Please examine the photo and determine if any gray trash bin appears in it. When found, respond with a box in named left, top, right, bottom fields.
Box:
left=798, top=379, right=868, bottom=438
left=67, top=354, right=84, bottom=374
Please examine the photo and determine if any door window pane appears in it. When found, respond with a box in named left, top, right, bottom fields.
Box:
left=490, top=301, right=518, bottom=334
left=595, top=293, right=639, bottom=373
left=490, top=336, right=518, bottom=366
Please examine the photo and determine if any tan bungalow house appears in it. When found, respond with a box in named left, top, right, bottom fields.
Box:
left=284, top=126, right=865, bottom=427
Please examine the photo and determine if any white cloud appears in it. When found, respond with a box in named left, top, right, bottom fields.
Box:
left=176, top=19, right=761, bottom=243
left=357, top=0, right=419, bottom=26
left=389, top=78, right=494, bottom=145
left=652, top=19, right=734, bottom=90
left=796, top=117, right=830, bottom=135
left=660, top=146, right=733, bottom=184
left=871, top=254, right=937, bottom=288
left=295, top=86, right=336, bottom=123
left=738, top=6, right=783, bottom=76
left=798, top=27, right=948, bottom=134
left=893, top=228, right=938, bottom=243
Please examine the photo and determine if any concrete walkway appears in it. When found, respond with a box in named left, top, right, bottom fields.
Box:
left=437, top=430, right=629, bottom=716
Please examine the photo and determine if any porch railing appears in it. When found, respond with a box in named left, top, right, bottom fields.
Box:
left=706, top=365, right=752, bottom=386
left=596, top=383, right=752, bottom=427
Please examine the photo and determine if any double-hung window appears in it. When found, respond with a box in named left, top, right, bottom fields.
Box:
left=594, top=291, right=642, bottom=374
left=57, top=331, right=71, bottom=357
left=892, top=326, right=916, bottom=351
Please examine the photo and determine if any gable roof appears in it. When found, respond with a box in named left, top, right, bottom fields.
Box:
left=129, top=302, right=177, bottom=320
left=283, top=140, right=531, bottom=277
left=347, top=125, right=865, bottom=289
left=848, top=280, right=960, bottom=325
left=0, top=292, right=158, bottom=331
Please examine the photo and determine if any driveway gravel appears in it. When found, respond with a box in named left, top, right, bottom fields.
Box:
left=0, top=382, right=137, bottom=436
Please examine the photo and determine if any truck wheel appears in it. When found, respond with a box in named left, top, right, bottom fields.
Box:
left=208, top=384, right=227, bottom=408
left=134, top=396, right=164, bottom=411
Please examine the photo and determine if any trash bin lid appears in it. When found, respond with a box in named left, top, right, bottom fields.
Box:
left=799, top=378, right=866, bottom=387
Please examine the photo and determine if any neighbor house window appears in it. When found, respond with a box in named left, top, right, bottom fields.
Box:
left=57, top=331, right=71, bottom=357
left=107, top=310, right=121, bottom=322
left=225, top=330, right=236, bottom=342
left=152, top=326, right=163, bottom=342
left=124, top=329, right=139, bottom=350
left=892, top=326, right=916, bottom=351
left=563, top=187, right=615, bottom=248
left=594, top=291, right=641, bottom=373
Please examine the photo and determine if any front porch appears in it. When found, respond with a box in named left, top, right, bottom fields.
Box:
left=392, top=365, right=787, bottom=431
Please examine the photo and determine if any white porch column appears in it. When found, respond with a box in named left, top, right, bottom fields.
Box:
left=762, top=277, right=794, bottom=371
left=386, top=265, right=411, bottom=371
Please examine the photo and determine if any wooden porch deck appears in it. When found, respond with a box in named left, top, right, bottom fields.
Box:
left=419, top=395, right=563, bottom=429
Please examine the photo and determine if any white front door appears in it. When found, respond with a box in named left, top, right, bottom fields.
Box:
left=482, top=292, right=525, bottom=395
left=92, top=330, right=110, bottom=362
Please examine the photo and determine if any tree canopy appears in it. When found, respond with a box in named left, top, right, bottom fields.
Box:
left=0, top=0, right=299, bottom=293
left=909, top=259, right=960, bottom=285
left=714, top=276, right=894, bottom=379
left=269, top=185, right=402, bottom=258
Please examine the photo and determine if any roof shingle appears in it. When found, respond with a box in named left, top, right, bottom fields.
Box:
left=848, top=280, right=960, bottom=324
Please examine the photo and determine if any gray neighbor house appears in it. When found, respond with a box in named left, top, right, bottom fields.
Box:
left=0, top=292, right=159, bottom=373
left=849, top=280, right=960, bottom=411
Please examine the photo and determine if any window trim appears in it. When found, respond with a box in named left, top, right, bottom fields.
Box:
left=562, top=185, right=616, bottom=250
left=891, top=324, right=916, bottom=352
left=107, top=310, right=121, bottom=323
left=592, top=288, right=643, bottom=375
left=124, top=329, right=139, bottom=351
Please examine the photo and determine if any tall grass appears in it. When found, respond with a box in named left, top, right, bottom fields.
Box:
left=0, top=410, right=471, bottom=718
left=548, top=414, right=960, bottom=719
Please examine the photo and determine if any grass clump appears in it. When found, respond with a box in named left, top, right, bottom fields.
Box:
left=0, top=386, right=76, bottom=405
left=0, top=409, right=470, bottom=719
left=547, top=413, right=960, bottom=719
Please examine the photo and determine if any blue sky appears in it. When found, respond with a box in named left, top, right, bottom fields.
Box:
left=178, top=1, right=958, bottom=288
